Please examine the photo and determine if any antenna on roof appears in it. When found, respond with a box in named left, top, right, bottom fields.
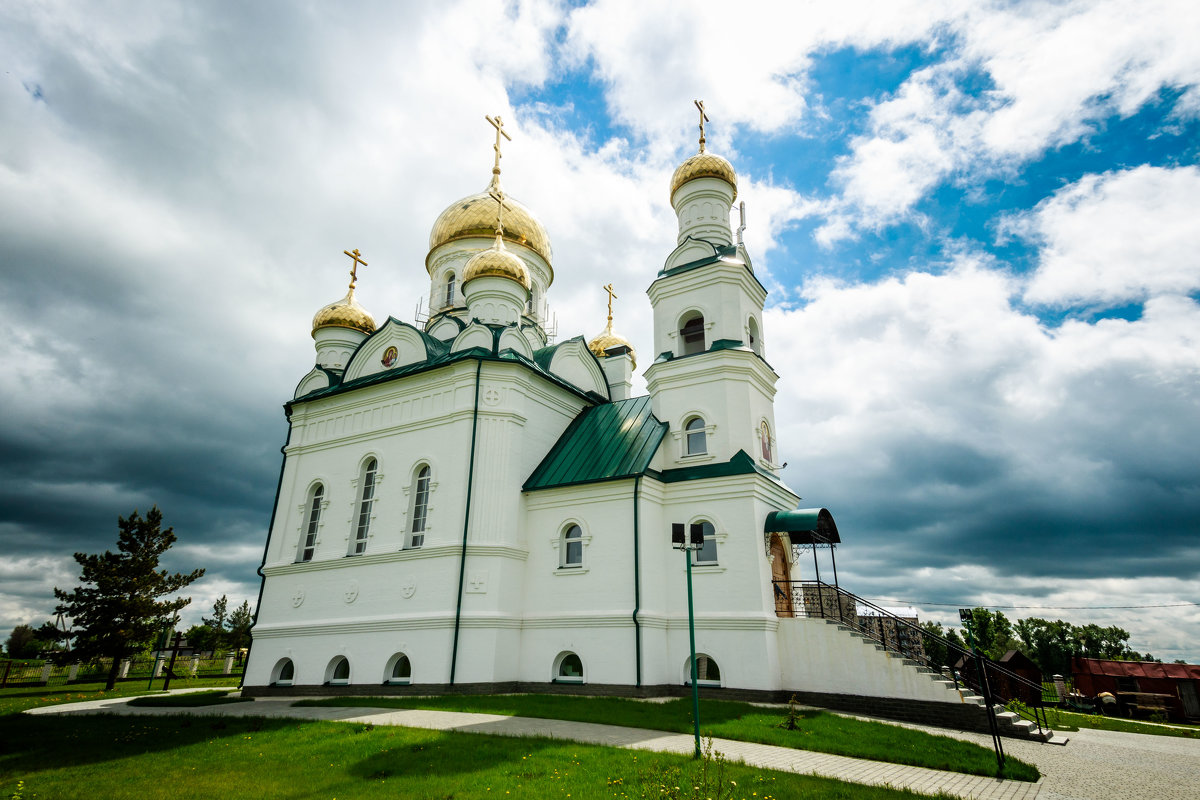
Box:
left=736, top=201, right=746, bottom=246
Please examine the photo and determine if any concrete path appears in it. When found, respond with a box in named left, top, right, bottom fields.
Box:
left=28, top=692, right=1040, bottom=799
left=834, top=711, right=1200, bottom=800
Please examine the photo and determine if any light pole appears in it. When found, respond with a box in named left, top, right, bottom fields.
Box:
left=672, top=522, right=704, bottom=758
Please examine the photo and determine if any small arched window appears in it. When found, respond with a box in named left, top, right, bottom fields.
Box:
left=387, top=654, right=411, bottom=685
left=691, top=520, right=717, bottom=565
left=561, top=524, right=583, bottom=568
left=685, top=654, right=722, bottom=686
left=555, top=652, right=583, bottom=683
left=445, top=272, right=456, bottom=308
left=297, top=484, right=323, bottom=562
left=409, top=465, right=431, bottom=549
left=759, top=421, right=772, bottom=462
left=272, top=658, right=294, bottom=686
left=326, top=656, right=350, bottom=685
left=748, top=316, right=761, bottom=355
left=351, top=458, right=377, bottom=555
left=685, top=417, right=707, bottom=456
left=680, top=314, right=705, bottom=355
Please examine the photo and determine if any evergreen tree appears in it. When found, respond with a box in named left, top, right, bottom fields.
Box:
left=52, top=507, right=204, bottom=689
left=227, top=600, right=253, bottom=652
left=202, top=595, right=229, bottom=653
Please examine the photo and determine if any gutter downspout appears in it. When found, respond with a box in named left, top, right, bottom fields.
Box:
left=632, top=474, right=643, bottom=686
left=242, top=415, right=293, bottom=689
left=449, top=359, right=484, bottom=684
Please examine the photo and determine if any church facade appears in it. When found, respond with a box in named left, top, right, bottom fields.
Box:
left=242, top=115, right=967, bottom=713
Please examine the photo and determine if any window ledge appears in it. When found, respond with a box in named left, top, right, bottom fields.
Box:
left=680, top=453, right=715, bottom=463
left=689, top=564, right=725, bottom=574
left=554, top=566, right=589, bottom=576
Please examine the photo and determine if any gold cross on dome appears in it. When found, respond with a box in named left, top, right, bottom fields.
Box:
left=603, top=283, right=618, bottom=323
left=486, top=114, right=512, bottom=177
left=694, top=99, right=709, bottom=153
left=343, top=248, right=367, bottom=289
left=487, top=188, right=511, bottom=237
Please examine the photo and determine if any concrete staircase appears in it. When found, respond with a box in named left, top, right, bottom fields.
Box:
left=826, top=620, right=1059, bottom=743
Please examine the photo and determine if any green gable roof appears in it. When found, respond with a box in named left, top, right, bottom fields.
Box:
left=524, top=395, right=667, bottom=491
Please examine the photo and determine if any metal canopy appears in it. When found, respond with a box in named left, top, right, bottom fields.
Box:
left=764, top=507, right=841, bottom=545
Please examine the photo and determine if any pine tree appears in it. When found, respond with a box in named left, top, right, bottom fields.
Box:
left=202, top=595, right=229, bottom=653
left=53, top=507, right=204, bottom=689
left=227, top=600, right=253, bottom=653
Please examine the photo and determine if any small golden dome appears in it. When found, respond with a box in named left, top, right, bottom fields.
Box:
left=428, top=178, right=553, bottom=276
left=588, top=322, right=637, bottom=369
left=461, top=234, right=532, bottom=290
left=311, top=287, right=376, bottom=337
left=670, top=151, right=738, bottom=202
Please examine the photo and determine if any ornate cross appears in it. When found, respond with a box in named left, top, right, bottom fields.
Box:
left=694, top=99, right=709, bottom=153
left=486, top=114, right=512, bottom=177
left=488, top=188, right=509, bottom=237
left=603, top=283, right=618, bottom=323
left=343, top=248, right=367, bottom=289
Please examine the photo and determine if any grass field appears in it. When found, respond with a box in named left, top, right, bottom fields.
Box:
left=1038, top=707, right=1200, bottom=739
left=294, top=694, right=1038, bottom=782
left=0, top=685, right=951, bottom=800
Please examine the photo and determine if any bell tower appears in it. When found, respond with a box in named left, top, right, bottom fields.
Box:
left=644, top=102, right=781, bottom=471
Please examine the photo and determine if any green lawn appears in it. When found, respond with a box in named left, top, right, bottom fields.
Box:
left=1039, top=707, right=1200, bottom=739
left=294, top=694, right=1038, bottom=782
left=0, top=688, right=950, bottom=800
left=0, top=677, right=242, bottom=717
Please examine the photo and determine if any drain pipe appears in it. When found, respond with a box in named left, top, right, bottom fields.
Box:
left=449, top=359, right=484, bottom=684
left=631, top=474, right=643, bottom=686
left=243, top=416, right=293, bottom=689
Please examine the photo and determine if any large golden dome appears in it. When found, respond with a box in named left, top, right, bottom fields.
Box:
left=461, top=234, right=531, bottom=290
left=670, top=151, right=738, bottom=202
left=312, top=287, right=376, bottom=337
left=427, top=178, right=553, bottom=270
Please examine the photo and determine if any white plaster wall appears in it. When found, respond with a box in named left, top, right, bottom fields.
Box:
left=778, top=618, right=970, bottom=704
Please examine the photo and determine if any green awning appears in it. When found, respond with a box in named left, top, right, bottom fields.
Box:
left=764, top=508, right=840, bottom=545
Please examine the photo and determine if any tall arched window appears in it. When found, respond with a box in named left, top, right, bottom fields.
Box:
left=685, top=417, right=707, bottom=455
left=747, top=316, right=761, bottom=355
left=759, top=421, right=772, bottom=462
left=691, top=520, right=717, bottom=565
left=297, top=484, right=323, bottom=562
left=680, top=313, right=705, bottom=355
left=561, top=524, right=583, bottom=568
left=409, top=465, right=431, bottom=549
left=444, top=272, right=456, bottom=308
left=351, top=458, right=377, bottom=555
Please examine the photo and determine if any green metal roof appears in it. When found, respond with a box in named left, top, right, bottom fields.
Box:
left=764, top=507, right=841, bottom=544
left=524, top=395, right=667, bottom=491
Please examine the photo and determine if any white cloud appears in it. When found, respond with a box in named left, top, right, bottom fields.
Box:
left=1012, top=165, right=1200, bottom=307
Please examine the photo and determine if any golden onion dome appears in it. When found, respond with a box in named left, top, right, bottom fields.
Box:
left=670, top=150, right=738, bottom=203
left=311, top=286, right=376, bottom=337
left=461, top=234, right=532, bottom=291
left=427, top=178, right=553, bottom=275
left=588, top=322, right=637, bottom=369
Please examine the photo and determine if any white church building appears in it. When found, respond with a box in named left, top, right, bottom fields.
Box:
left=243, top=112, right=997, bottom=731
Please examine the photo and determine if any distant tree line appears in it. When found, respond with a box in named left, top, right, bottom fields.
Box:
left=184, top=595, right=253, bottom=655
left=920, top=607, right=1160, bottom=677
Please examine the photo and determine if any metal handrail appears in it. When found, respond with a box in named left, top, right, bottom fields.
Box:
left=773, top=579, right=1051, bottom=736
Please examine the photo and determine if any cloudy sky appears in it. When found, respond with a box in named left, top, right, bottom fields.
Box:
left=2, top=0, right=1198, bottom=661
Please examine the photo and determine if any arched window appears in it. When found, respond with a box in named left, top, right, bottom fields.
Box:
left=351, top=458, right=377, bottom=555
left=680, top=313, right=705, bottom=355
left=561, top=524, right=583, bottom=568
left=444, top=272, right=456, bottom=308
left=272, top=658, right=294, bottom=686
left=409, top=465, right=431, bottom=549
left=326, top=656, right=350, bottom=685
left=685, top=417, right=707, bottom=456
left=555, top=652, right=583, bottom=683
left=747, top=316, right=761, bottom=355
left=691, top=520, right=717, bottom=565
left=685, top=654, right=722, bottom=686
left=297, top=484, right=323, bottom=562
left=386, top=654, right=411, bottom=685
left=759, top=421, right=772, bottom=462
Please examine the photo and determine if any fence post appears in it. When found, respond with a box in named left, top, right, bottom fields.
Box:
left=68, top=663, right=79, bottom=682
left=119, top=659, right=131, bottom=679
left=190, top=657, right=199, bottom=677
left=1053, top=674, right=1066, bottom=703
left=153, top=660, right=164, bottom=678
left=1, top=660, right=11, bottom=688
left=40, top=662, right=53, bottom=685
left=224, top=655, right=234, bottom=675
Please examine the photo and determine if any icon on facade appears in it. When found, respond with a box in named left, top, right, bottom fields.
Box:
left=382, top=346, right=398, bottom=367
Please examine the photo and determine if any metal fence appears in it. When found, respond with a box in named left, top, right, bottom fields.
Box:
left=1, top=655, right=244, bottom=688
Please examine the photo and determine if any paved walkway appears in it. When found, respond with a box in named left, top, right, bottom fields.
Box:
left=28, top=691, right=1040, bottom=799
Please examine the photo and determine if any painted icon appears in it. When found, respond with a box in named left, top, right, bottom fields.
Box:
left=382, top=346, right=398, bottom=367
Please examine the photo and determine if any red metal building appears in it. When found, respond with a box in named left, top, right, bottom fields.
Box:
left=1071, top=657, right=1200, bottom=722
